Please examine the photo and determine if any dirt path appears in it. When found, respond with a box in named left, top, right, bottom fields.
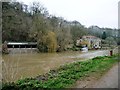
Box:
left=74, top=63, right=119, bottom=88
left=90, top=63, right=119, bottom=88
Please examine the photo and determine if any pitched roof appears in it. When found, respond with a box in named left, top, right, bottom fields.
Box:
left=82, top=35, right=99, bottom=39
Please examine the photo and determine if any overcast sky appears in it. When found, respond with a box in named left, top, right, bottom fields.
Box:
left=19, top=0, right=119, bottom=29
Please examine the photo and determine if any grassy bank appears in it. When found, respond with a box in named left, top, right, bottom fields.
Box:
left=2, top=55, right=118, bottom=89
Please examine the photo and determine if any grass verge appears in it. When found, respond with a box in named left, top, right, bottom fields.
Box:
left=2, top=55, right=119, bottom=89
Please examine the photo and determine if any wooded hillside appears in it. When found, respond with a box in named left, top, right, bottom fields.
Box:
left=2, top=1, right=119, bottom=52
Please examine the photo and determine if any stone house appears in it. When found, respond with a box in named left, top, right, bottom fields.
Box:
left=76, top=35, right=101, bottom=49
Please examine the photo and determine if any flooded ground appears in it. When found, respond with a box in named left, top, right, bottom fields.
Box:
left=1, top=49, right=113, bottom=82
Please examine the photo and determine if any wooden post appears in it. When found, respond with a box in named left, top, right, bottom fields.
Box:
left=13, top=45, right=14, bottom=49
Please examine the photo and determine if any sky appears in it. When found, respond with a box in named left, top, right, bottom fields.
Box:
left=18, top=0, right=119, bottom=29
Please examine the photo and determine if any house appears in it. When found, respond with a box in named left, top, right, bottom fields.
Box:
left=76, top=35, right=101, bottom=49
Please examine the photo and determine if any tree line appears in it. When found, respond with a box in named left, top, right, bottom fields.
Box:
left=2, top=1, right=119, bottom=52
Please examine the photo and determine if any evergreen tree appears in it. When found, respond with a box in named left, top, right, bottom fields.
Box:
left=102, top=31, right=107, bottom=39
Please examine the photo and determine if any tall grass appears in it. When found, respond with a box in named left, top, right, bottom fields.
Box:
left=2, top=59, right=19, bottom=83
left=2, top=52, right=21, bottom=83
left=0, top=60, right=2, bottom=89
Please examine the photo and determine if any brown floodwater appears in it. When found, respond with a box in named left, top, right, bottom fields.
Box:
left=1, top=50, right=110, bottom=82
